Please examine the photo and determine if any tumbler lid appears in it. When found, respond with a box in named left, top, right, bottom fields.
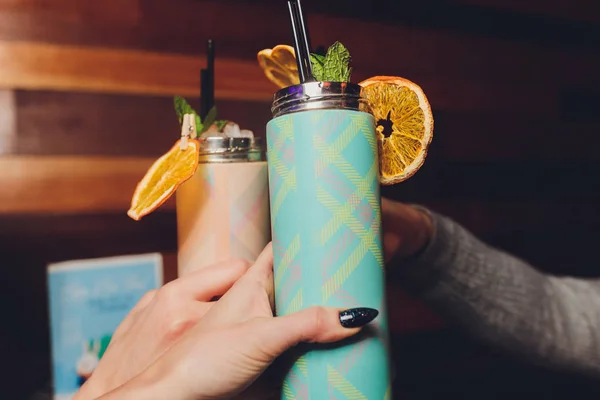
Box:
left=271, top=81, right=369, bottom=118
left=198, top=137, right=265, bottom=163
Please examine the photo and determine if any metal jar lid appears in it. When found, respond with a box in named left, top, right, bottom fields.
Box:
left=198, top=136, right=265, bottom=163
left=271, top=81, right=370, bottom=118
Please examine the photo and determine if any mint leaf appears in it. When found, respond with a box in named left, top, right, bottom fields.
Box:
left=173, top=96, right=204, bottom=134
left=311, top=53, right=326, bottom=64
left=194, top=114, right=203, bottom=135
left=323, top=41, right=351, bottom=82
left=215, top=120, right=228, bottom=130
left=200, top=106, right=217, bottom=134
left=310, top=53, right=326, bottom=81
left=173, top=97, right=230, bottom=135
left=174, top=96, right=196, bottom=124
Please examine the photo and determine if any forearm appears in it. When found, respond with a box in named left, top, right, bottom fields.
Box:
left=391, top=207, right=600, bottom=377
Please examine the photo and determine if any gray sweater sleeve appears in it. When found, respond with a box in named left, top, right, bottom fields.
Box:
left=390, top=207, right=600, bottom=377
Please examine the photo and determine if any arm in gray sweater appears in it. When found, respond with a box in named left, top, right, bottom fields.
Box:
left=391, top=208, right=600, bottom=378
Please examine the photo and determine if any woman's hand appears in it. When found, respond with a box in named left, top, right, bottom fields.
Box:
left=84, top=244, right=378, bottom=400
left=75, top=258, right=252, bottom=399
left=381, top=197, right=434, bottom=263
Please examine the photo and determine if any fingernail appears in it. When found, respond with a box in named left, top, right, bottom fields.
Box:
left=339, top=308, right=379, bottom=328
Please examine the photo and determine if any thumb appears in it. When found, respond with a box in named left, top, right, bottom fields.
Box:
left=255, top=307, right=379, bottom=358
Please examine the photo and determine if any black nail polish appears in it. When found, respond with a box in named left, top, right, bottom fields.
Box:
left=339, top=307, right=379, bottom=328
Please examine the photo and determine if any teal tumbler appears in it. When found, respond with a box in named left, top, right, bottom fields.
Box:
left=266, top=82, right=392, bottom=399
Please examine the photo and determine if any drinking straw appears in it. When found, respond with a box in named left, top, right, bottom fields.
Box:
left=200, top=39, right=215, bottom=119
left=287, top=0, right=313, bottom=83
left=200, top=68, right=209, bottom=119
left=207, top=39, right=215, bottom=112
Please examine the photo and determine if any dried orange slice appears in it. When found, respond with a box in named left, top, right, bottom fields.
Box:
left=257, top=45, right=300, bottom=89
left=359, top=76, right=434, bottom=185
left=127, top=139, right=200, bottom=221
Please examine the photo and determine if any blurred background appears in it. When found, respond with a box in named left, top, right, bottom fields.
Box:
left=1, top=0, right=599, bottom=398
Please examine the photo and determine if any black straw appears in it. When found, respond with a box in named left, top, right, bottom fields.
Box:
left=207, top=39, right=215, bottom=113
left=287, top=0, right=313, bottom=83
left=200, top=39, right=215, bottom=119
left=294, top=0, right=312, bottom=71
left=200, top=69, right=209, bottom=119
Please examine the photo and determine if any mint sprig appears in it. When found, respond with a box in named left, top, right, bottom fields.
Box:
left=173, top=96, right=228, bottom=135
left=174, top=96, right=202, bottom=133
left=309, top=41, right=351, bottom=82
left=214, top=120, right=228, bottom=130
left=202, top=106, right=217, bottom=134
left=310, top=53, right=326, bottom=81
left=174, top=96, right=194, bottom=123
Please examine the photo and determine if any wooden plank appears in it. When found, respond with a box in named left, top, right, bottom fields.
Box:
left=0, top=212, right=177, bottom=262
left=220, top=0, right=600, bottom=50
left=3, top=155, right=600, bottom=214
left=3, top=0, right=597, bottom=53
left=0, top=156, right=166, bottom=214
left=13, top=91, right=178, bottom=157
left=452, top=0, right=600, bottom=23
left=142, top=1, right=600, bottom=88
left=0, top=0, right=141, bottom=26
left=9, top=91, right=590, bottom=159
left=433, top=112, right=600, bottom=161
left=0, top=41, right=272, bottom=100
left=12, top=90, right=271, bottom=156
left=382, top=160, right=600, bottom=202
left=1, top=0, right=599, bottom=89
left=0, top=90, right=15, bottom=153
left=0, top=40, right=559, bottom=114
left=423, top=79, right=556, bottom=114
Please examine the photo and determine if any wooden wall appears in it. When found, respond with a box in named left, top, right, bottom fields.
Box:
left=0, top=0, right=599, bottom=398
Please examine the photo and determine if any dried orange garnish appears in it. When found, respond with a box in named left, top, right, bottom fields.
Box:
left=257, top=44, right=433, bottom=184
left=127, top=139, right=200, bottom=221
left=359, top=76, right=434, bottom=185
left=257, top=45, right=299, bottom=89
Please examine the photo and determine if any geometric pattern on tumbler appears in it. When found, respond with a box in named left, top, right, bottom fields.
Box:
left=313, top=113, right=383, bottom=303
left=268, top=116, right=302, bottom=317
left=229, top=165, right=270, bottom=261
left=269, top=116, right=297, bottom=223
left=268, top=110, right=389, bottom=400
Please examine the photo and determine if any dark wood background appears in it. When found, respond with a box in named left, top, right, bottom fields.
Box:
left=0, top=0, right=599, bottom=398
